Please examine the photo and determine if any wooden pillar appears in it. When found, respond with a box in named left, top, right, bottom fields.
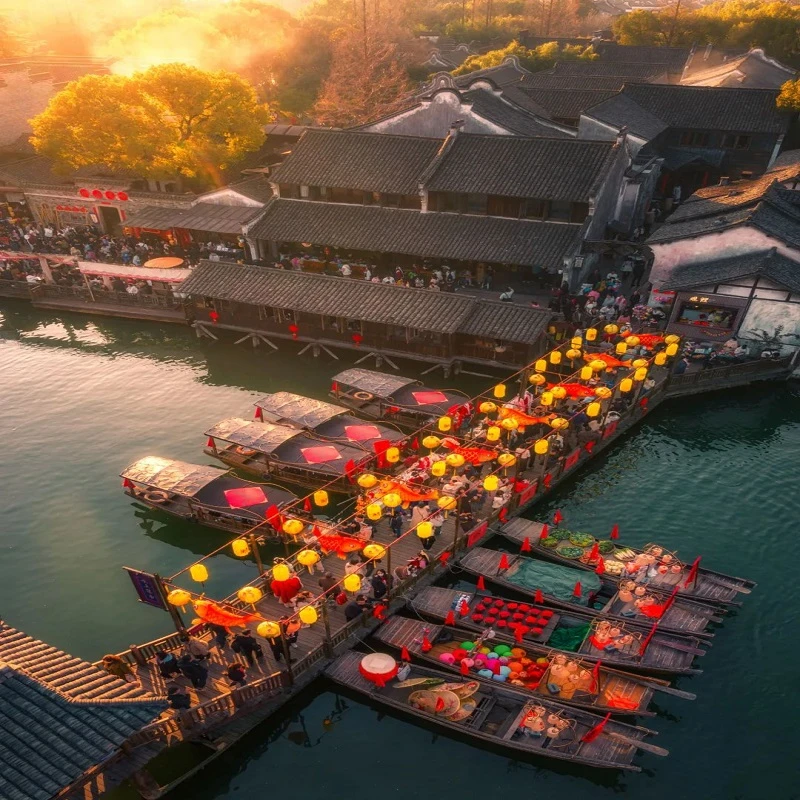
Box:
left=320, top=601, right=334, bottom=657
left=248, top=533, right=264, bottom=574
left=280, top=630, right=294, bottom=684
left=156, top=573, right=186, bottom=635
left=37, top=256, right=54, bottom=284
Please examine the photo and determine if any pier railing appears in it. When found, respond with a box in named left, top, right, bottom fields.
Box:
left=666, top=355, right=794, bottom=396
left=29, top=283, right=181, bottom=309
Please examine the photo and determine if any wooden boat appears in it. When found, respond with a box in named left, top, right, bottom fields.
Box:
left=254, top=391, right=406, bottom=448
left=326, top=651, right=667, bottom=771
left=412, top=587, right=703, bottom=678
left=459, top=547, right=722, bottom=640
left=331, top=368, right=470, bottom=428
left=374, top=616, right=696, bottom=716
left=121, top=456, right=298, bottom=535
left=498, top=518, right=755, bottom=607
left=204, top=417, right=373, bottom=493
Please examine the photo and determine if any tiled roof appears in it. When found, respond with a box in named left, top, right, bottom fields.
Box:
left=460, top=89, right=574, bottom=137
left=518, top=87, right=620, bottom=120
left=247, top=198, right=581, bottom=268
left=224, top=176, right=276, bottom=203
left=180, top=261, right=553, bottom=342
left=425, top=134, right=617, bottom=200
left=582, top=92, right=669, bottom=140
left=659, top=248, right=800, bottom=292
left=0, top=155, right=120, bottom=187
left=452, top=59, right=530, bottom=88
left=456, top=300, right=554, bottom=342
left=680, top=49, right=796, bottom=89
left=593, top=43, right=690, bottom=71
left=269, top=129, right=442, bottom=195
left=123, top=202, right=261, bottom=234
left=550, top=60, right=671, bottom=79
left=519, top=73, right=630, bottom=92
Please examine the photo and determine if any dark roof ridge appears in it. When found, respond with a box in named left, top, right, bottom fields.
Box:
left=417, top=128, right=461, bottom=186
left=301, top=127, right=443, bottom=144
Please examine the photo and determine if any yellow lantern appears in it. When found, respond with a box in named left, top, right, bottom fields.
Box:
left=664, top=334, right=680, bottom=345
left=167, top=588, right=191, bottom=608
left=549, top=351, right=562, bottom=365
left=634, top=367, right=648, bottom=382
left=189, top=564, right=208, bottom=583
left=632, top=358, right=649, bottom=368
left=416, top=521, right=434, bottom=539
left=343, top=574, right=361, bottom=593
left=422, top=435, right=441, bottom=450
left=585, top=328, right=598, bottom=341
left=272, top=563, right=291, bottom=582
left=314, top=490, right=329, bottom=507
left=534, top=439, right=549, bottom=455
left=257, top=621, right=281, bottom=639
left=363, top=543, right=386, bottom=560
left=283, top=518, right=304, bottom=537
left=570, top=337, right=583, bottom=348
left=431, top=461, right=447, bottom=477
left=483, top=475, right=499, bottom=492
left=438, top=495, right=457, bottom=511
left=580, top=366, right=593, bottom=381
left=595, top=386, right=612, bottom=399
left=604, top=324, right=619, bottom=335
left=590, top=359, right=607, bottom=372
left=619, top=378, right=633, bottom=393
left=494, top=384, right=507, bottom=399
left=566, top=348, right=582, bottom=360
left=231, top=538, right=250, bottom=558
left=479, top=401, right=497, bottom=414
left=615, top=342, right=627, bottom=355
left=497, top=453, right=516, bottom=469
left=297, top=549, right=320, bottom=571
left=237, top=586, right=263, bottom=605
left=586, top=402, right=601, bottom=417
left=383, top=492, right=402, bottom=508
left=550, top=417, right=569, bottom=430
left=626, top=336, right=640, bottom=347
left=438, top=416, right=452, bottom=432
left=534, top=359, right=547, bottom=373
left=357, top=473, right=377, bottom=489
left=385, top=446, right=400, bottom=463
left=445, top=453, right=465, bottom=469
left=501, top=417, right=518, bottom=431
left=665, top=343, right=679, bottom=357
left=541, top=391, right=554, bottom=406
left=299, top=605, right=318, bottom=625
left=366, top=502, right=383, bottom=521
left=551, top=386, right=567, bottom=400
left=528, top=374, right=546, bottom=386
left=654, top=352, right=667, bottom=366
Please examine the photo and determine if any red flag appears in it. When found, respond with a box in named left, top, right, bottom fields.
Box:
left=265, top=504, right=281, bottom=526
left=638, top=622, right=659, bottom=656
left=445, top=610, right=456, bottom=626
left=663, top=584, right=680, bottom=615
left=435, top=696, right=445, bottom=712
left=534, top=589, right=544, bottom=604
left=498, top=554, right=510, bottom=570
left=421, top=635, right=432, bottom=652
left=683, top=556, right=701, bottom=588
left=312, top=524, right=321, bottom=538
left=459, top=600, right=470, bottom=617
left=439, top=551, right=451, bottom=565
left=498, top=507, right=508, bottom=523
left=254, top=405, right=264, bottom=421
left=411, top=437, right=419, bottom=451
left=590, top=659, right=601, bottom=692
left=639, top=396, right=649, bottom=410
left=373, top=604, right=387, bottom=620
left=610, top=524, right=619, bottom=540
left=206, top=436, right=216, bottom=449
left=514, top=626, right=525, bottom=644
left=584, top=440, right=596, bottom=453
left=539, top=523, right=549, bottom=541
left=588, top=541, right=600, bottom=562
left=122, top=477, right=133, bottom=489
left=344, top=459, right=356, bottom=482
left=581, top=712, right=611, bottom=743
left=595, top=558, right=605, bottom=576
left=553, top=509, right=563, bottom=525
left=520, top=536, right=532, bottom=553
left=400, top=646, right=411, bottom=662
left=331, top=381, right=339, bottom=393
left=543, top=473, right=552, bottom=488
left=573, top=581, right=582, bottom=598
left=303, top=497, right=312, bottom=512
left=460, top=659, right=470, bottom=675
left=476, top=576, right=486, bottom=591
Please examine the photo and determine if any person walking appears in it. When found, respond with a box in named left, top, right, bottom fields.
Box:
left=207, top=622, right=228, bottom=651
left=227, top=662, right=247, bottom=687
left=183, top=634, right=210, bottom=661
left=231, top=630, right=261, bottom=667
left=155, top=650, right=182, bottom=679
left=178, top=654, right=208, bottom=689
left=167, top=684, right=192, bottom=710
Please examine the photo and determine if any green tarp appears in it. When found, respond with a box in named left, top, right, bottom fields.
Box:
left=547, top=622, right=591, bottom=652
left=505, top=558, right=601, bottom=605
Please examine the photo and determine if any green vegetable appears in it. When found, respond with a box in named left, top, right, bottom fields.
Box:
left=550, top=529, right=571, bottom=541
left=598, top=540, right=615, bottom=554
left=557, top=544, right=585, bottom=559
left=568, top=532, right=594, bottom=547
left=541, top=536, right=559, bottom=548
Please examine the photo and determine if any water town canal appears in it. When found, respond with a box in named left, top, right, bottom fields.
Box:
left=1, top=302, right=798, bottom=800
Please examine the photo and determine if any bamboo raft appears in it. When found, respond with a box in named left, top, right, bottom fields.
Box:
left=499, top=518, right=755, bottom=606
left=325, top=651, right=667, bottom=771
left=458, top=547, right=722, bottom=639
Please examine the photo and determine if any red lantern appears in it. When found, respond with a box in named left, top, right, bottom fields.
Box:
left=209, top=310, right=219, bottom=324
left=288, top=323, right=299, bottom=340
left=91, top=189, right=102, bottom=199
left=79, top=188, right=90, bottom=198
left=117, top=191, right=129, bottom=201
left=104, top=190, right=115, bottom=200
left=352, top=333, right=363, bottom=347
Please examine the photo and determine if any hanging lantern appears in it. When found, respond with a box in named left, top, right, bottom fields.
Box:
left=497, top=453, right=516, bottom=469
left=534, top=439, right=549, bottom=455
left=366, top=503, right=383, bottom=521
left=422, top=435, right=441, bottom=450
left=550, top=417, right=569, bottom=430
left=190, top=564, right=209, bottom=583
left=604, top=324, right=619, bottom=335
left=501, top=417, right=518, bottom=431
left=585, top=328, right=598, bottom=341
left=541, top=391, right=554, bottom=406
left=493, top=384, right=507, bottom=399
left=314, top=490, right=329, bottom=507
left=549, top=351, right=562, bottom=365
left=590, top=359, right=607, bottom=372
left=438, top=416, right=452, bottom=432
left=363, top=543, right=386, bottom=560
left=528, top=374, right=546, bottom=386
left=566, top=348, right=582, bottom=360
left=257, top=621, right=281, bottom=638
left=570, top=337, right=583, bottom=348
left=272, top=563, right=291, bottom=581
left=299, top=605, right=318, bottom=625
left=237, top=586, right=263, bottom=605
left=595, top=386, right=612, bottom=399
left=634, top=367, right=648, bottom=382
left=483, top=475, right=499, bottom=491
left=167, top=588, right=191, bottom=608
left=431, top=461, right=447, bottom=477
left=534, top=359, right=547, bottom=373
left=385, top=446, right=400, bottom=463
left=632, top=358, right=649, bottom=369
left=445, top=453, right=465, bottom=469
left=478, top=401, right=497, bottom=414
left=619, top=378, right=633, bottom=393
left=231, top=538, right=250, bottom=558
left=664, top=334, right=680, bottom=345
left=437, top=495, right=457, bottom=512
left=416, top=521, right=434, bottom=539
left=586, top=402, right=601, bottom=417
left=654, top=352, right=667, bottom=366
left=297, top=549, right=321, bottom=572
left=551, top=386, right=567, bottom=400
left=626, top=336, right=640, bottom=347
left=283, top=519, right=304, bottom=536
left=357, top=473, right=378, bottom=489
left=615, top=342, right=627, bottom=355
left=665, top=343, right=679, bottom=357
left=486, top=426, right=501, bottom=441
left=382, top=492, right=402, bottom=508
left=343, top=574, right=362, bottom=593
left=580, top=366, right=593, bottom=381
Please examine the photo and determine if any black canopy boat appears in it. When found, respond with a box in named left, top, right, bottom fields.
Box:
left=412, top=587, right=704, bottom=678
left=498, top=518, right=755, bottom=607
left=121, top=456, right=298, bottom=535
left=330, top=368, right=471, bottom=429
left=253, top=391, right=406, bottom=449
left=458, top=547, right=722, bottom=640
left=374, top=616, right=696, bottom=717
left=204, top=417, right=373, bottom=493
left=325, top=651, right=667, bottom=771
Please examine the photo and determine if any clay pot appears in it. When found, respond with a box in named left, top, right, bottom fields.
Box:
left=658, top=565, right=669, bottom=575
left=634, top=586, right=647, bottom=597
left=565, top=661, right=578, bottom=673
left=671, top=564, right=682, bottom=574
left=609, top=627, right=621, bottom=638
left=530, top=717, right=546, bottom=732
left=547, top=713, right=561, bottom=725
left=662, top=554, right=673, bottom=564
left=546, top=726, right=561, bottom=738
left=618, top=634, right=633, bottom=646
left=532, top=705, right=546, bottom=717
left=553, top=654, right=567, bottom=665
left=649, top=546, right=663, bottom=557
left=619, top=589, right=634, bottom=603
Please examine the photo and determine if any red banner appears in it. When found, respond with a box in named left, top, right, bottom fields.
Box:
left=603, top=421, right=618, bottom=439
left=564, top=447, right=581, bottom=470
left=466, top=521, right=489, bottom=548
left=519, top=480, right=538, bottom=505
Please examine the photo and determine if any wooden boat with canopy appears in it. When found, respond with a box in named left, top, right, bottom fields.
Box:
left=458, top=547, right=722, bottom=640
left=253, top=392, right=406, bottom=449
left=121, top=456, right=298, bottom=535
left=374, top=615, right=696, bottom=716
left=325, top=651, right=667, bottom=771
left=204, top=417, right=373, bottom=492
left=330, top=368, right=470, bottom=429
left=411, top=587, right=704, bottom=678
left=498, top=518, right=755, bottom=607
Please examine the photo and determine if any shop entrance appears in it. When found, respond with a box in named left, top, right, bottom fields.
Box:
left=99, top=205, right=122, bottom=235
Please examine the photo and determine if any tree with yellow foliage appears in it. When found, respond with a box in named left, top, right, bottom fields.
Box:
left=452, top=40, right=597, bottom=76
left=30, top=64, right=272, bottom=183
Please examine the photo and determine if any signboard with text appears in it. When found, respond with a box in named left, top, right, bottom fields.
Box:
left=124, top=567, right=167, bottom=610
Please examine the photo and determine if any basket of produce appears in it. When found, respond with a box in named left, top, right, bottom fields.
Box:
left=597, top=540, right=615, bottom=555
left=556, top=543, right=585, bottom=560
left=549, top=529, right=571, bottom=542
left=541, top=536, right=560, bottom=548
left=602, top=559, right=625, bottom=575
left=568, top=531, right=594, bottom=548
left=613, top=547, right=636, bottom=561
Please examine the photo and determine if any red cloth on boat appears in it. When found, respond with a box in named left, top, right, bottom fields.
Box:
left=345, top=424, right=382, bottom=442
left=224, top=486, right=267, bottom=508
left=271, top=576, right=302, bottom=604
left=412, top=390, right=448, bottom=405
left=359, top=661, right=398, bottom=687
left=301, top=446, right=342, bottom=464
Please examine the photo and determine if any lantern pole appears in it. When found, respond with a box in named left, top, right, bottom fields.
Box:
left=248, top=533, right=264, bottom=575
left=386, top=545, right=393, bottom=601
left=156, top=573, right=186, bottom=635
left=452, top=512, right=462, bottom=554
left=320, top=601, right=334, bottom=657
left=280, top=629, right=294, bottom=685
left=281, top=531, right=290, bottom=559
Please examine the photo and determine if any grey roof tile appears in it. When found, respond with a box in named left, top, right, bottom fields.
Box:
left=460, top=89, right=574, bottom=137
left=582, top=92, right=668, bottom=139
left=122, top=202, right=261, bottom=234
left=518, top=87, right=620, bottom=120
left=551, top=60, right=671, bottom=79
left=519, top=73, right=630, bottom=91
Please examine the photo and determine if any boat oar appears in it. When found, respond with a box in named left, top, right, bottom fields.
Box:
left=653, top=639, right=707, bottom=656
left=605, top=732, right=670, bottom=757
left=646, top=682, right=696, bottom=700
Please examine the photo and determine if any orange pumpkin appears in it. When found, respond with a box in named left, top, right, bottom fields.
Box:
left=511, top=648, right=527, bottom=658
left=509, top=661, right=524, bottom=672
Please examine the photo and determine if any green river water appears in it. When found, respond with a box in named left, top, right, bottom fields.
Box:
left=1, top=302, right=798, bottom=800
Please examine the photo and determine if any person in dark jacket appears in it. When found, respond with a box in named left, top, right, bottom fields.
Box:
left=207, top=622, right=228, bottom=650
left=155, top=650, right=181, bottom=679
left=231, top=630, right=260, bottom=667
left=178, top=654, right=208, bottom=689
left=344, top=595, right=371, bottom=621
left=227, top=662, right=247, bottom=687
left=371, top=570, right=390, bottom=601
left=167, top=684, right=192, bottom=709
left=389, top=509, right=405, bottom=539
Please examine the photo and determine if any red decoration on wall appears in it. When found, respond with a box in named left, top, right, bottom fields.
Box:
left=117, top=191, right=129, bottom=201
left=352, top=333, right=363, bottom=347
left=288, top=323, right=299, bottom=339
left=91, top=189, right=103, bottom=199
left=79, top=188, right=90, bottom=198
left=208, top=310, right=219, bottom=324
left=104, top=190, right=115, bottom=200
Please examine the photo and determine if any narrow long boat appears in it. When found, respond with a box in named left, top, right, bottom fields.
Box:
left=374, top=616, right=696, bottom=716
left=326, top=651, right=667, bottom=771
left=412, top=587, right=703, bottom=678
left=459, top=547, right=722, bottom=640
left=330, top=368, right=470, bottom=428
left=498, top=518, right=755, bottom=607
left=204, top=417, right=373, bottom=493
left=121, top=456, right=298, bottom=536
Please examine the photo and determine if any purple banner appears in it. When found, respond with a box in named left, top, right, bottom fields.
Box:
left=124, top=567, right=167, bottom=610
